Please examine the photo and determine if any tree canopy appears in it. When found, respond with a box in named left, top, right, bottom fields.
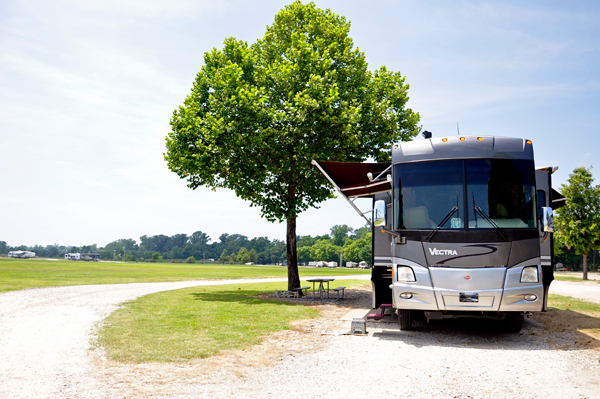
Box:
left=556, top=166, right=600, bottom=280
left=165, top=1, right=420, bottom=290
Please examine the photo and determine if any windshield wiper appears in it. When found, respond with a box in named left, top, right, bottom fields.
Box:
left=426, top=206, right=458, bottom=242
left=473, top=206, right=507, bottom=241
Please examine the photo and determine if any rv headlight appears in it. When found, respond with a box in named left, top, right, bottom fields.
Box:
left=397, top=266, right=416, bottom=282
left=520, top=266, right=539, bottom=283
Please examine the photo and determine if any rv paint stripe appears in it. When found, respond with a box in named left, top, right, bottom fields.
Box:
left=541, top=262, right=552, bottom=265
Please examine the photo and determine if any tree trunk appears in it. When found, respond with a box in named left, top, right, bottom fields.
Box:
left=583, top=253, right=588, bottom=280
left=286, top=216, right=301, bottom=292
left=286, top=183, right=301, bottom=292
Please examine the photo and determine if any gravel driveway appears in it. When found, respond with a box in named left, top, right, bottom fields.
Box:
left=1, top=276, right=599, bottom=399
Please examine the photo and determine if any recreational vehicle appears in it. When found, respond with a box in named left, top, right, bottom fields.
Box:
left=314, top=135, right=565, bottom=332
left=8, top=251, right=36, bottom=258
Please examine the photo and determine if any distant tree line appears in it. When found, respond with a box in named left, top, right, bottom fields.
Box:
left=0, top=224, right=372, bottom=265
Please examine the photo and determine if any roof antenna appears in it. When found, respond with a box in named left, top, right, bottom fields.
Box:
left=457, top=123, right=460, bottom=136
left=422, top=130, right=432, bottom=139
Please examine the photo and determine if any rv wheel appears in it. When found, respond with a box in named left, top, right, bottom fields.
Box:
left=397, top=309, right=413, bottom=330
left=504, top=312, right=523, bottom=333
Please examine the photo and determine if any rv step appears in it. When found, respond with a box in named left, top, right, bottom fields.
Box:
left=367, top=304, right=394, bottom=320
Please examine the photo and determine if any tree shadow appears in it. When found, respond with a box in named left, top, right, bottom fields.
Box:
left=190, top=288, right=309, bottom=308
left=370, top=309, right=600, bottom=353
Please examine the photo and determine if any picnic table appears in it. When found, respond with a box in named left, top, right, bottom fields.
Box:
left=306, top=278, right=335, bottom=300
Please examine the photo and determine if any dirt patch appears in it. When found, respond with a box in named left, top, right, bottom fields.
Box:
left=532, top=308, right=600, bottom=352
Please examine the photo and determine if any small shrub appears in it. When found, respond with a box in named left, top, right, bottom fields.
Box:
left=186, top=256, right=196, bottom=264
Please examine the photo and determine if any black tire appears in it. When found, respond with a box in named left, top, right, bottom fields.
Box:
left=504, top=312, right=523, bottom=333
left=397, top=309, right=413, bottom=330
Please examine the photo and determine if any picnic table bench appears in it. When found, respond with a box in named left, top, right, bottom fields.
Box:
left=332, top=286, right=345, bottom=300
left=294, top=286, right=311, bottom=298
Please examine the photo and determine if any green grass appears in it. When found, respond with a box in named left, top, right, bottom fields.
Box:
left=0, top=258, right=369, bottom=293
left=96, top=280, right=369, bottom=363
left=554, top=275, right=589, bottom=282
left=548, top=294, right=600, bottom=313
left=554, top=275, right=600, bottom=283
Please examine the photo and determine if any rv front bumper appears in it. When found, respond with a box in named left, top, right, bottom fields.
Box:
left=392, top=264, right=545, bottom=313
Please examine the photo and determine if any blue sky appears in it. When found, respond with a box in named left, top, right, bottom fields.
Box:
left=1, top=0, right=598, bottom=247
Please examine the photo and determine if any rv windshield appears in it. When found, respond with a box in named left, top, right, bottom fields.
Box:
left=466, top=159, right=536, bottom=229
left=394, top=160, right=465, bottom=230
left=394, top=159, right=537, bottom=230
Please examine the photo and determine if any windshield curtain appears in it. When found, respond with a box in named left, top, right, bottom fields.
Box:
left=466, top=159, right=537, bottom=229
left=394, top=159, right=536, bottom=230
left=394, top=160, right=465, bottom=230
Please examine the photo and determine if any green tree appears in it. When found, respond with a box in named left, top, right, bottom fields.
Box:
left=189, top=231, right=211, bottom=245
left=556, top=166, right=600, bottom=280
left=343, top=232, right=372, bottom=263
left=330, top=224, right=353, bottom=246
left=312, top=239, right=341, bottom=262
left=186, top=256, right=196, bottom=264
left=351, top=223, right=371, bottom=240
left=297, top=245, right=314, bottom=263
left=218, top=249, right=229, bottom=264
left=249, top=248, right=258, bottom=263
left=237, top=247, right=251, bottom=264
left=165, top=1, right=420, bottom=291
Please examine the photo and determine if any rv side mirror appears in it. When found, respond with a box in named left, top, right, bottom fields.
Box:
left=541, top=206, right=554, bottom=233
left=373, top=200, right=387, bottom=227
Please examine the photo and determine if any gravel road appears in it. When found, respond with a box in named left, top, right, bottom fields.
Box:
left=1, top=277, right=599, bottom=399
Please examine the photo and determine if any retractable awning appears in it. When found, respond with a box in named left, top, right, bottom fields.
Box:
left=312, top=160, right=392, bottom=198
left=551, top=188, right=567, bottom=210
left=312, top=160, right=392, bottom=222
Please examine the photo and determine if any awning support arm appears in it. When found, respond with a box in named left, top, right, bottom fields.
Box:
left=312, top=160, right=371, bottom=224
left=373, top=165, right=392, bottom=182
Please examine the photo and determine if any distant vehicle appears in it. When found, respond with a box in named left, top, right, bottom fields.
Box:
left=327, top=261, right=338, bottom=268
left=316, top=261, right=325, bottom=268
left=8, top=251, right=36, bottom=258
left=346, top=261, right=358, bottom=268
left=359, top=261, right=369, bottom=269
left=65, top=253, right=100, bottom=261
left=555, top=263, right=571, bottom=271
left=308, top=261, right=318, bottom=267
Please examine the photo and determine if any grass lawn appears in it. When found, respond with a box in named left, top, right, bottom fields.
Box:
left=0, top=258, right=369, bottom=293
left=554, top=274, right=600, bottom=283
left=96, top=279, right=369, bottom=363
left=554, top=275, right=590, bottom=282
